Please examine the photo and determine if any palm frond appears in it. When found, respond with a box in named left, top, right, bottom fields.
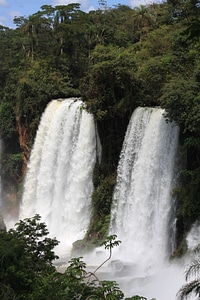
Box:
left=177, top=279, right=200, bottom=300
left=185, top=259, right=200, bottom=281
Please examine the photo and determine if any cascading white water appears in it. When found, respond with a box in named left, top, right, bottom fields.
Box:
left=186, top=221, right=200, bottom=251
left=20, top=98, right=99, bottom=258
left=108, top=107, right=183, bottom=299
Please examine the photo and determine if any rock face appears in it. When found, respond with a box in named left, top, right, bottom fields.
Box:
left=16, top=115, right=30, bottom=175
left=0, top=214, right=6, bottom=231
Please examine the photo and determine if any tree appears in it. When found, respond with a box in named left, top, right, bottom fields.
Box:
left=132, top=5, right=155, bottom=41
left=84, top=44, right=139, bottom=120
left=0, top=215, right=59, bottom=299
left=177, top=245, right=200, bottom=299
left=0, top=216, right=147, bottom=299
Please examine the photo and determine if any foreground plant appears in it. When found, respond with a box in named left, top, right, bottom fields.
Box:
left=177, top=245, right=200, bottom=300
left=0, top=215, right=148, bottom=299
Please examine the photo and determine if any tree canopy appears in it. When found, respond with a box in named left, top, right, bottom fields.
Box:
left=0, top=215, right=146, bottom=300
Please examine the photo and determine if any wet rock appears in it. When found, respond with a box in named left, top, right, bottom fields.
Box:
left=0, top=214, right=6, bottom=231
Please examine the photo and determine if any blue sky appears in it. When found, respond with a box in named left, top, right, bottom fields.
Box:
left=0, top=0, right=148, bottom=28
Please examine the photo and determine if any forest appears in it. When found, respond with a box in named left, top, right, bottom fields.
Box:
left=0, top=0, right=199, bottom=257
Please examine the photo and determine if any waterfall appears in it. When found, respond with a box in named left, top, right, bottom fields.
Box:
left=108, top=107, right=182, bottom=299
left=186, top=221, right=200, bottom=251
left=20, top=98, right=99, bottom=258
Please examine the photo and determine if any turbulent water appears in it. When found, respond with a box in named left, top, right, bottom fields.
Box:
left=106, top=107, right=184, bottom=299
left=20, top=98, right=99, bottom=258
left=186, top=221, right=200, bottom=251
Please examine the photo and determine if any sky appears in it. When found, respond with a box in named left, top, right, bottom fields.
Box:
left=0, top=0, right=148, bottom=28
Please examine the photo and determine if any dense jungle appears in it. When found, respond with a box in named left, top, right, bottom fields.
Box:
left=0, top=0, right=199, bottom=255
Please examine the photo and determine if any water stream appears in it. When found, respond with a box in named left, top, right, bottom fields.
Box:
left=20, top=98, right=99, bottom=258
left=85, top=107, right=185, bottom=300
left=19, top=103, right=198, bottom=299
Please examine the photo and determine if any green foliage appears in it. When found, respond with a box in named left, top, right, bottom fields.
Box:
left=91, top=235, right=122, bottom=274
left=60, top=252, right=124, bottom=299
left=160, top=78, right=200, bottom=134
left=13, top=59, right=79, bottom=143
left=10, top=214, right=59, bottom=263
left=175, top=168, right=200, bottom=231
left=1, top=218, right=145, bottom=300
left=177, top=244, right=200, bottom=299
left=1, top=153, right=23, bottom=183
left=0, top=102, right=16, bottom=139
left=0, top=283, right=16, bottom=300
left=92, top=174, right=116, bottom=216
left=102, top=234, right=121, bottom=250
left=83, top=175, right=116, bottom=246
left=84, top=44, right=139, bottom=120
left=0, top=215, right=59, bottom=299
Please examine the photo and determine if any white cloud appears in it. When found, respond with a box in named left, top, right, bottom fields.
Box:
left=0, top=0, right=8, bottom=7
